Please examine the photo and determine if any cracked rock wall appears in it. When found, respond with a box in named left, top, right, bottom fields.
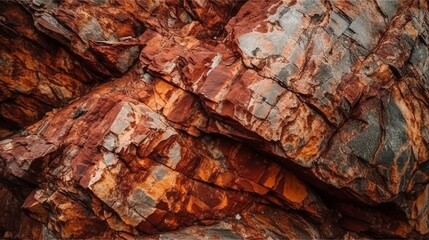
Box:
left=0, top=0, right=429, bottom=239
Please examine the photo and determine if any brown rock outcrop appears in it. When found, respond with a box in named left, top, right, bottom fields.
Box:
left=1, top=0, right=428, bottom=239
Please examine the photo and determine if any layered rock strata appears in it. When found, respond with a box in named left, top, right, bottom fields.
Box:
left=0, top=0, right=428, bottom=239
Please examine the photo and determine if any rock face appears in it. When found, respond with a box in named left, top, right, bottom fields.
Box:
left=0, top=0, right=428, bottom=239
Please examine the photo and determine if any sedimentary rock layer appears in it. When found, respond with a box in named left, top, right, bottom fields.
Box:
left=0, top=0, right=428, bottom=239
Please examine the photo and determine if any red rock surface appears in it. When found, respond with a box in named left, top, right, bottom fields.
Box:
left=0, top=0, right=428, bottom=239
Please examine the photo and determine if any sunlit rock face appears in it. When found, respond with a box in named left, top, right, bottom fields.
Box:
left=0, top=0, right=428, bottom=239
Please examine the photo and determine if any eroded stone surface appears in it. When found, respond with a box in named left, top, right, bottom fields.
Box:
left=0, top=0, right=428, bottom=238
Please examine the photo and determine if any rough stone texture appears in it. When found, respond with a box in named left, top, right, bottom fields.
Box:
left=0, top=0, right=428, bottom=239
